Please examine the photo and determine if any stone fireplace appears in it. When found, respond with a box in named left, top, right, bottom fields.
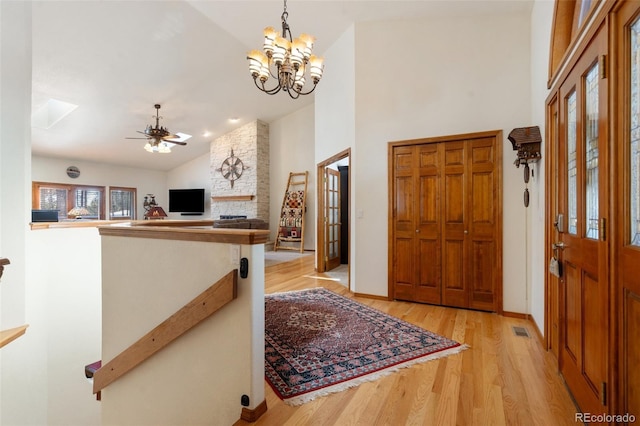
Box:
left=210, top=120, right=269, bottom=222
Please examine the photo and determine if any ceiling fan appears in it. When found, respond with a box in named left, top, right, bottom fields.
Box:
left=127, top=104, right=187, bottom=153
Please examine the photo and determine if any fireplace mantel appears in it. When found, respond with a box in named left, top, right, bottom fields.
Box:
left=212, top=195, right=255, bottom=202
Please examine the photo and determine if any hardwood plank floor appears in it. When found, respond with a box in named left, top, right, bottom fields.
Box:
left=237, top=256, right=578, bottom=425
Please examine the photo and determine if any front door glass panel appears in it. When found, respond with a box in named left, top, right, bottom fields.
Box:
left=630, top=17, right=640, bottom=246
left=585, top=63, right=600, bottom=239
left=567, top=90, right=578, bottom=235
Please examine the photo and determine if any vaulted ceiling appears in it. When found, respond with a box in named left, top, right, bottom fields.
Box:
left=30, top=0, right=532, bottom=171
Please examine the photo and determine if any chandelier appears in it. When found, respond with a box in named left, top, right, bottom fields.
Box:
left=246, top=0, right=324, bottom=99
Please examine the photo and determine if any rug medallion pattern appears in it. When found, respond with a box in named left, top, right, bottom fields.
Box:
left=265, top=287, right=466, bottom=405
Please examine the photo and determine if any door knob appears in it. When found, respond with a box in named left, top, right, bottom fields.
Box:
left=552, top=242, right=566, bottom=250
left=464, top=230, right=468, bottom=234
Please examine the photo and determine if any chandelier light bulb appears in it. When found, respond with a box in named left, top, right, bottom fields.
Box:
left=298, top=33, right=315, bottom=59
left=294, top=68, right=305, bottom=90
left=309, top=55, right=324, bottom=82
left=290, top=38, right=306, bottom=68
left=247, top=50, right=267, bottom=78
left=272, top=36, right=290, bottom=66
left=246, top=0, right=324, bottom=98
left=263, top=26, right=278, bottom=56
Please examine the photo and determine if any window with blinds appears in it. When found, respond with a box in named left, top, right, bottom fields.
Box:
left=109, top=187, right=137, bottom=220
left=32, top=182, right=106, bottom=220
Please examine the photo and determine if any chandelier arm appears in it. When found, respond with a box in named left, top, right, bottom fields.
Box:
left=253, top=77, right=283, bottom=95
left=290, top=82, right=318, bottom=97
left=286, top=87, right=301, bottom=100
left=267, top=61, right=280, bottom=80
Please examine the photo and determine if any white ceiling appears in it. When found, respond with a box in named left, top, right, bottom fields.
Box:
left=30, top=0, right=533, bottom=171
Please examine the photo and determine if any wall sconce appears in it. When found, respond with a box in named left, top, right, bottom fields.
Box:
left=508, top=126, right=542, bottom=207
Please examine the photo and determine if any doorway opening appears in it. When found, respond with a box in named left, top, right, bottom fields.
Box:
left=316, top=148, right=351, bottom=290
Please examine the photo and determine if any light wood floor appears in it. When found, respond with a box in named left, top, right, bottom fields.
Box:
left=236, top=256, right=579, bottom=426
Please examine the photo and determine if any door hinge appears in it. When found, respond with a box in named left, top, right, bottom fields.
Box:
left=600, top=217, right=606, bottom=241
left=599, top=55, right=607, bottom=79
left=601, top=381, right=607, bottom=406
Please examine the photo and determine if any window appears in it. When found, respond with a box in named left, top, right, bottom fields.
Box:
left=32, top=182, right=106, bottom=220
left=631, top=17, right=640, bottom=246
left=109, top=187, right=137, bottom=220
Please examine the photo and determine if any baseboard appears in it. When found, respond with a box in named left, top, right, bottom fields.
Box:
left=529, top=316, right=545, bottom=347
left=353, top=292, right=391, bottom=301
left=240, top=399, right=267, bottom=423
left=502, top=311, right=530, bottom=320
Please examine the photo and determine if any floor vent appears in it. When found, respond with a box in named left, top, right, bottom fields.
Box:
left=512, top=326, right=530, bottom=338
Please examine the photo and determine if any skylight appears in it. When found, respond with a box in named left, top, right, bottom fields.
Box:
left=32, top=98, right=78, bottom=129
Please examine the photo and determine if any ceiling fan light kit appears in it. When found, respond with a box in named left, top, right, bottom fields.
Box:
left=127, top=104, right=187, bottom=153
left=247, top=0, right=324, bottom=99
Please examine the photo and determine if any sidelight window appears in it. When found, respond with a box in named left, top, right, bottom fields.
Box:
left=567, top=90, right=578, bottom=235
left=630, top=18, right=640, bottom=246
left=585, top=63, right=599, bottom=240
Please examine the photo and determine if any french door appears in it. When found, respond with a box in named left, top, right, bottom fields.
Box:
left=556, top=23, right=609, bottom=415
left=324, top=167, right=341, bottom=271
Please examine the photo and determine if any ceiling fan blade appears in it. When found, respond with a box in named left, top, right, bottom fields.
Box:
left=167, top=140, right=187, bottom=146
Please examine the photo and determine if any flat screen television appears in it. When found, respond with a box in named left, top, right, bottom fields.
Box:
left=168, top=188, right=205, bottom=215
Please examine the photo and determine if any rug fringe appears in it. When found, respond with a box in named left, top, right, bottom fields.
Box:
left=283, top=344, right=470, bottom=406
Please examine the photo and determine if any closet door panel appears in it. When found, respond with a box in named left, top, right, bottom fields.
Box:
left=393, top=237, right=415, bottom=301
left=442, top=239, right=466, bottom=308
left=470, top=240, right=495, bottom=309
left=416, top=147, right=442, bottom=303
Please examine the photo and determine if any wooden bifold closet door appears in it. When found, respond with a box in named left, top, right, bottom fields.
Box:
left=388, top=130, right=503, bottom=312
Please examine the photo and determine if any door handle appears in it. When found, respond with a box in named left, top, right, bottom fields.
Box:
left=552, top=242, right=566, bottom=250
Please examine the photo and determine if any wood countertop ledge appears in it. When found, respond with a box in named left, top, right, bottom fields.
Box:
left=30, top=219, right=215, bottom=230
left=98, top=224, right=270, bottom=245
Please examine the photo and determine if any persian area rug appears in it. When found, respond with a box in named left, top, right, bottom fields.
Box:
left=264, top=287, right=468, bottom=406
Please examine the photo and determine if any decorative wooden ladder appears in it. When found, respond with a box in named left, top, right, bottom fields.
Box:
left=274, top=171, right=308, bottom=253
left=0, top=258, right=29, bottom=349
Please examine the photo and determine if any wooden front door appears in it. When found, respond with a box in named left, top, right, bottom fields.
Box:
left=389, top=131, right=502, bottom=312
left=616, top=1, right=640, bottom=417
left=324, top=167, right=341, bottom=271
left=556, top=23, right=609, bottom=415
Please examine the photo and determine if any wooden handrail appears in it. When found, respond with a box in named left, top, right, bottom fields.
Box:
left=0, top=257, right=9, bottom=280
left=0, top=258, right=29, bottom=349
left=0, top=325, right=28, bottom=349
left=93, top=269, right=238, bottom=394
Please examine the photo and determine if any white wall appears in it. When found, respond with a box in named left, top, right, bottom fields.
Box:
left=27, top=227, right=102, bottom=426
left=0, top=3, right=44, bottom=425
left=32, top=155, right=168, bottom=220
left=314, top=25, right=356, bottom=270
left=316, top=13, right=533, bottom=313
left=269, top=104, right=317, bottom=250
left=166, top=152, right=211, bottom=220
left=529, top=0, right=555, bottom=334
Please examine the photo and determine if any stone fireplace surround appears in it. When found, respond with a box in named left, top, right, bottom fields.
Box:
left=210, top=120, right=269, bottom=223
